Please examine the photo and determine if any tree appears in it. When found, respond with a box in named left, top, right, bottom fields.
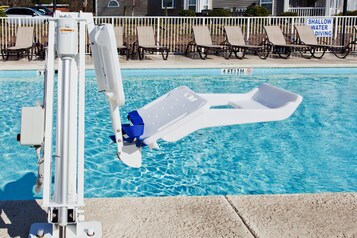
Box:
left=244, top=3, right=269, bottom=17
left=178, top=9, right=195, bottom=16
left=35, top=0, right=53, bottom=4
left=131, top=0, right=135, bottom=16
left=278, top=11, right=298, bottom=16
left=8, top=0, right=33, bottom=7
left=82, top=0, right=88, bottom=12
left=67, top=0, right=91, bottom=12
left=207, top=8, right=231, bottom=16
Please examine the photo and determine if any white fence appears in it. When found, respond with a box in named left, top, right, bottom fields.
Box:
left=0, top=16, right=356, bottom=56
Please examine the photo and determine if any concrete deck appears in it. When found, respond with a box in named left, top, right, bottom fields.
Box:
left=0, top=193, right=356, bottom=238
left=0, top=53, right=356, bottom=237
left=0, top=52, right=356, bottom=70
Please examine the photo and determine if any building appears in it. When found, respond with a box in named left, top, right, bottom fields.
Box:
left=96, top=0, right=209, bottom=16
left=95, top=0, right=356, bottom=16
left=285, top=0, right=357, bottom=16
left=96, top=0, right=266, bottom=16
left=212, top=0, right=278, bottom=15
left=97, top=0, right=189, bottom=16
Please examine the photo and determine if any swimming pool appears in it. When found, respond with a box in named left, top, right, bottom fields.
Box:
left=0, top=68, right=356, bottom=200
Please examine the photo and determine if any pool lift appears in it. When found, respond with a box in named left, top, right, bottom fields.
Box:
left=19, top=12, right=302, bottom=238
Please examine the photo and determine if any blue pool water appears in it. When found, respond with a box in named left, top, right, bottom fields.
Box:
left=0, top=68, right=356, bottom=200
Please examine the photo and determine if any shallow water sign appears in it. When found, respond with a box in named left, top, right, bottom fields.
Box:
left=306, top=18, right=333, bottom=37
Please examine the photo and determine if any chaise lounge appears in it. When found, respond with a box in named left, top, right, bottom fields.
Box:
left=185, top=25, right=230, bottom=60
left=223, top=26, right=270, bottom=59
left=134, top=26, right=169, bottom=60
left=1, top=26, right=34, bottom=61
left=294, top=25, right=350, bottom=59
left=263, top=25, right=310, bottom=59
left=114, top=26, right=130, bottom=60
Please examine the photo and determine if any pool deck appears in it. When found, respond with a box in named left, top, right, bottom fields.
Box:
left=0, top=52, right=357, bottom=70
left=1, top=193, right=356, bottom=237
left=1, top=53, right=357, bottom=237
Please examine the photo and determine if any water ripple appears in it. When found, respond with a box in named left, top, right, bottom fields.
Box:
left=0, top=71, right=356, bottom=200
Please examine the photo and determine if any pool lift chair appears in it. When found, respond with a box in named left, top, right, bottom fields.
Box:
left=18, top=12, right=302, bottom=238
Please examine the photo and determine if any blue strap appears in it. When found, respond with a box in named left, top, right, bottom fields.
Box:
left=128, top=110, right=143, bottom=125
left=122, top=124, right=144, bottom=143
left=110, top=110, right=146, bottom=147
left=109, top=135, right=116, bottom=143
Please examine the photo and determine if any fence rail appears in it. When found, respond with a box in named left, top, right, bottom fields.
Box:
left=0, top=16, right=356, bottom=56
left=288, top=7, right=326, bottom=17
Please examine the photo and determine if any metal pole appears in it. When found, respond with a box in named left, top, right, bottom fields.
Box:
left=342, top=0, right=348, bottom=15
left=341, top=0, right=348, bottom=45
left=59, top=225, right=66, bottom=238
left=53, top=0, right=57, bottom=13
left=93, top=0, right=96, bottom=14
left=58, top=58, right=71, bottom=238
left=42, top=20, right=56, bottom=206
left=56, top=18, right=78, bottom=238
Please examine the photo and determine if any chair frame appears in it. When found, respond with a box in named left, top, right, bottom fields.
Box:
left=185, top=26, right=230, bottom=60
left=262, top=25, right=311, bottom=59
left=133, top=26, right=169, bottom=60
left=114, top=26, right=130, bottom=60
left=351, top=26, right=357, bottom=46
left=1, top=26, right=34, bottom=61
left=294, top=25, right=350, bottom=59
left=34, top=34, right=48, bottom=60
left=346, top=26, right=357, bottom=54
left=222, top=26, right=270, bottom=59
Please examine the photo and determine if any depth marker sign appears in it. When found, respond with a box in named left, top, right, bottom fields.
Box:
left=306, top=18, right=333, bottom=37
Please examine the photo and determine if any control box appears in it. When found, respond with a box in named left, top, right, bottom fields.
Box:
left=20, top=107, right=44, bottom=146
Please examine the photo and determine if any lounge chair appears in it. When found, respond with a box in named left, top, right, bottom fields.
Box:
left=1, top=26, right=34, bottom=61
left=185, top=26, right=230, bottom=60
left=263, top=25, right=310, bottom=59
left=347, top=26, right=357, bottom=52
left=222, top=26, right=270, bottom=59
left=294, top=25, right=350, bottom=59
left=135, top=26, right=169, bottom=60
left=35, top=34, right=48, bottom=60
left=351, top=26, right=357, bottom=46
left=114, top=26, right=130, bottom=60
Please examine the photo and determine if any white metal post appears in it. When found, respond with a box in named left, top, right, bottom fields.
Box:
left=325, top=0, right=331, bottom=16
left=56, top=18, right=79, bottom=237
left=246, top=19, right=250, bottom=42
left=58, top=57, right=71, bottom=233
left=54, top=57, right=63, bottom=203
left=157, top=19, right=160, bottom=48
left=77, top=18, right=86, bottom=206
left=68, top=58, right=78, bottom=203
left=283, top=0, right=289, bottom=12
left=42, top=20, right=56, bottom=206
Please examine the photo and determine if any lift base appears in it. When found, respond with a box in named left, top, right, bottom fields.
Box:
left=28, top=221, right=102, bottom=238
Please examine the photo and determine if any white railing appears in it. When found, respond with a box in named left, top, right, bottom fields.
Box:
left=0, top=16, right=356, bottom=56
left=288, top=7, right=326, bottom=17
